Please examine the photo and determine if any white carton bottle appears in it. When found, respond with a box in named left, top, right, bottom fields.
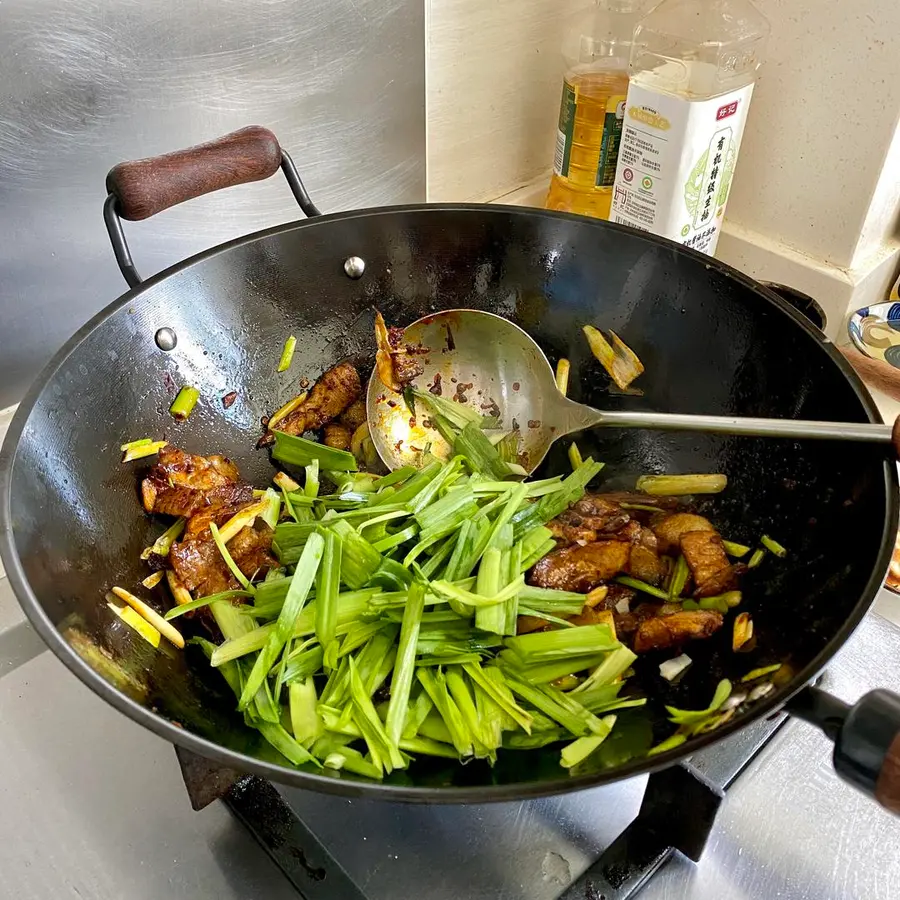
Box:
left=610, top=0, right=769, bottom=256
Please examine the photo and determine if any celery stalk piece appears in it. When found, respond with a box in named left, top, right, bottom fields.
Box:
left=385, top=582, right=427, bottom=747
left=277, top=335, right=297, bottom=373
left=314, top=529, right=341, bottom=652
left=237, top=532, right=324, bottom=710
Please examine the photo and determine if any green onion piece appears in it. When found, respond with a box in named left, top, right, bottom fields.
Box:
left=515, top=608, right=574, bottom=630
left=560, top=715, right=617, bottom=768
left=289, top=677, right=323, bottom=746
left=327, top=519, right=382, bottom=589
left=698, top=595, right=729, bottom=613
left=668, top=555, right=690, bottom=601
left=474, top=546, right=505, bottom=634
left=635, top=474, right=727, bottom=495
left=681, top=599, right=700, bottom=611
left=741, top=663, right=782, bottom=683
left=418, top=536, right=456, bottom=579
left=170, top=386, right=200, bottom=420
left=760, top=534, right=787, bottom=557
left=277, top=335, right=297, bottom=373
left=511, top=460, right=604, bottom=539
left=500, top=652, right=606, bottom=684
left=619, top=502, right=664, bottom=513
left=271, top=430, right=358, bottom=472
left=429, top=575, right=525, bottom=609
left=504, top=675, right=604, bottom=737
left=614, top=575, right=669, bottom=601
left=314, top=529, right=341, bottom=653
left=555, top=358, right=570, bottom=395
left=568, top=442, right=583, bottom=471
left=572, top=645, right=637, bottom=694
left=237, top=532, right=324, bottom=710
left=416, top=667, right=473, bottom=757
left=415, top=485, right=479, bottom=534
left=281, top=646, right=325, bottom=683
left=304, top=459, right=320, bottom=498
left=454, top=422, right=512, bottom=480
left=505, top=624, right=619, bottom=664
left=517, top=584, right=586, bottom=615
left=723, top=540, right=751, bottom=558
left=348, top=657, right=406, bottom=772
left=401, top=689, right=435, bottom=740
left=164, top=589, right=250, bottom=620
left=255, top=721, right=319, bottom=767
left=748, top=548, right=766, bottom=569
left=495, top=431, right=520, bottom=465
left=504, top=729, right=567, bottom=750
left=120, top=437, right=152, bottom=452
left=399, top=735, right=458, bottom=759
left=647, top=732, right=687, bottom=756
left=142, top=518, right=186, bottom=560
left=412, top=388, right=483, bottom=431
left=122, top=440, right=168, bottom=462
left=259, top=488, right=281, bottom=529
left=446, top=667, right=491, bottom=757
left=371, top=461, right=441, bottom=507
left=463, top=662, right=532, bottom=733
left=385, top=582, right=427, bottom=747
left=666, top=678, right=732, bottom=725
left=372, top=525, right=420, bottom=554
left=209, top=522, right=255, bottom=594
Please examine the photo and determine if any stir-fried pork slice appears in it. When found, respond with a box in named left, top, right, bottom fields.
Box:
left=679, top=530, right=743, bottom=598
left=141, top=447, right=247, bottom=517
left=652, top=512, right=716, bottom=554
left=632, top=609, right=724, bottom=653
left=268, top=362, right=362, bottom=441
left=323, top=422, right=353, bottom=451
left=182, top=491, right=258, bottom=541
left=169, top=522, right=276, bottom=597
left=529, top=540, right=631, bottom=593
left=339, top=399, right=367, bottom=431
left=547, top=496, right=632, bottom=546
left=547, top=518, right=597, bottom=547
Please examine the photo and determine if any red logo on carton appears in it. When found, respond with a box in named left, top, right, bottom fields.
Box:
left=716, top=101, right=739, bottom=121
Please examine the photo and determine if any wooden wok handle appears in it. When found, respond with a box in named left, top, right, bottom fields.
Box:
left=106, top=126, right=282, bottom=221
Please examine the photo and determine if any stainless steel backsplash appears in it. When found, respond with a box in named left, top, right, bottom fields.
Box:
left=0, top=0, right=425, bottom=408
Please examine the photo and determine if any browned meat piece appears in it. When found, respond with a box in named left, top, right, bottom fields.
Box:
left=339, top=399, right=367, bottom=431
left=547, top=495, right=632, bottom=546
left=183, top=492, right=258, bottom=541
left=633, top=610, right=724, bottom=653
left=547, top=518, right=596, bottom=547
left=629, top=544, right=664, bottom=585
left=392, top=352, right=425, bottom=386
left=169, top=522, right=276, bottom=597
left=652, top=513, right=716, bottom=554
left=273, top=362, right=362, bottom=439
left=529, top=540, right=631, bottom=593
left=323, top=422, right=353, bottom=451
left=679, top=530, right=743, bottom=598
left=141, top=447, right=246, bottom=516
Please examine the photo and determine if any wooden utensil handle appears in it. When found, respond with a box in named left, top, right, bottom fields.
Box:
left=106, top=126, right=282, bottom=221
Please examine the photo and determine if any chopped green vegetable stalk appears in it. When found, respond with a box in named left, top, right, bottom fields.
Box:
left=256, top=721, right=319, bottom=767
left=348, top=656, right=406, bottom=773
left=560, top=715, right=617, bottom=768
left=401, top=689, right=435, bottom=740
left=446, top=667, right=490, bottom=757
left=277, top=335, right=297, bottom=373
left=504, top=624, right=619, bottom=665
left=271, top=430, right=358, bottom=472
left=647, top=732, right=687, bottom=756
left=416, top=667, right=473, bottom=757
left=289, top=677, right=323, bottom=746
left=760, top=534, right=787, bottom=557
left=237, top=532, right=324, bottom=710
left=568, top=442, right=583, bottom=471
left=505, top=674, right=607, bottom=737
left=327, top=519, right=382, bottom=589
left=315, top=529, right=341, bottom=653
left=666, top=679, right=732, bottom=726
left=142, top=518, right=185, bottom=559
left=170, top=386, right=200, bottom=420
left=385, top=582, right=427, bottom=747
left=748, top=548, right=766, bottom=569
left=429, top=575, right=524, bottom=610
left=555, top=358, right=570, bottom=396
left=164, top=589, right=250, bottom=620
left=455, top=422, right=513, bottom=480
left=614, top=575, right=669, bottom=601
left=635, top=474, right=727, bottom=495
left=412, top=388, right=484, bottom=432
left=501, top=652, right=607, bottom=684
left=572, top=646, right=637, bottom=694
left=511, top=460, right=603, bottom=539
left=304, top=459, right=320, bottom=498
left=668, top=555, right=690, bottom=600
left=474, top=546, right=504, bottom=634
left=209, top=522, right=256, bottom=594
left=723, top=540, right=750, bottom=558
left=122, top=439, right=168, bottom=462
left=495, top=431, right=520, bottom=465
left=741, top=663, right=782, bottom=682
left=259, top=488, right=281, bottom=529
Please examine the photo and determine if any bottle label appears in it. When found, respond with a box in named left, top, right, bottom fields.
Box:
left=596, top=95, right=627, bottom=188
left=553, top=80, right=578, bottom=177
left=610, top=81, right=755, bottom=256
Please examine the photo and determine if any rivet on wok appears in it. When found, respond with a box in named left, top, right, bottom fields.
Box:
left=344, top=256, right=366, bottom=279
left=155, top=327, right=177, bottom=351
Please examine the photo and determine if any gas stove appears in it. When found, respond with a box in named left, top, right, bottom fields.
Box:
left=1, top=585, right=899, bottom=899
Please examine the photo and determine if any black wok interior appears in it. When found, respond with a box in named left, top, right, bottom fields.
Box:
left=1, top=205, right=895, bottom=801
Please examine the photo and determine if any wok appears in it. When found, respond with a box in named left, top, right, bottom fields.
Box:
left=2, top=126, right=900, bottom=811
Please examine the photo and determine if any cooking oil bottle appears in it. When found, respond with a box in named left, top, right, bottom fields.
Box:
left=610, top=0, right=770, bottom=255
left=545, top=1, right=645, bottom=220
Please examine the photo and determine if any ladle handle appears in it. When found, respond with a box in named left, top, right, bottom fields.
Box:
left=554, top=399, right=900, bottom=456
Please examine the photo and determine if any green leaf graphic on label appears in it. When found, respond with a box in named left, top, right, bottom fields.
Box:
left=716, top=144, right=736, bottom=207
left=684, top=149, right=708, bottom=217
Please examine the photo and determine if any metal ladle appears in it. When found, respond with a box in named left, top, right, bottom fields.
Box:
left=367, top=309, right=897, bottom=474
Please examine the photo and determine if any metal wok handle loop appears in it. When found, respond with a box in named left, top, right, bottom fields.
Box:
left=103, top=125, right=321, bottom=288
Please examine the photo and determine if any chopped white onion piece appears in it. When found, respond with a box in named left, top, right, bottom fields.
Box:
left=615, top=598, right=631, bottom=615
left=659, top=653, right=692, bottom=681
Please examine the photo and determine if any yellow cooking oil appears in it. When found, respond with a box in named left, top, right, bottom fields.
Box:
left=545, top=1, right=644, bottom=220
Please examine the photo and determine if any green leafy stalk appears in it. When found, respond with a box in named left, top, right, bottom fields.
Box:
left=504, top=623, right=619, bottom=664
left=314, top=529, right=341, bottom=653
left=666, top=679, right=732, bottom=725
left=455, top=422, right=512, bottom=480
left=760, top=534, right=787, bottom=557
left=349, top=657, right=406, bottom=773
left=511, top=460, right=604, bottom=538
left=667, top=555, right=690, bottom=601
left=272, top=430, right=358, bottom=472
left=170, top=385, right=200, bottom=420
left=237, top=532, right=324, bottom=710
left=385, top=582, right=427, bottom=747
left=289, top=677, right=323, bottom=747
left=560, top=715, right=616, bottom=768
left=416, top=667, right=474, bottom=757
left=209, top=522, right=255, bottom=594
left=614, top=575, right=669, bottom=600
left=327, top=518, right=382, bottom=589
left=277, top=335, right=297, bottom=372
left=164, top=589, right=250, bottom=620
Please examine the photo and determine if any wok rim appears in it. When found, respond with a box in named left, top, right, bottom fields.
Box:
left=1, top=203, right=897, bottom=803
